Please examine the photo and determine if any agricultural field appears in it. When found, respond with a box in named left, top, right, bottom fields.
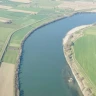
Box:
left=0, top=0, right=70, bottom=64
left=0, top=27, right=14, bottom=62
left=73, top=26, right=96, bottom=92
left=3, top=49, right=19, bottom=64
left=9, top=25, right=33, bottom=47
left=1, top=0, right=96, bottom=96
left=0, top=0, right=96, bottom=64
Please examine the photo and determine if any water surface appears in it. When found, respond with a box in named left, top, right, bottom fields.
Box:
left=19, top=13, right=96, bottom=96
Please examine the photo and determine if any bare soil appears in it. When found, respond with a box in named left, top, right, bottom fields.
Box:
left=0, top=62, right=15, bottom=96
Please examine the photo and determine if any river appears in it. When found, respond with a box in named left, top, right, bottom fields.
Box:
left=19, top=13, right=96, bottom=96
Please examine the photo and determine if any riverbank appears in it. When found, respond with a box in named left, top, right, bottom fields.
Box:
left=63, top=24, right=94, bottom=96
left=14, top=12, right=96, bottom=96
left=0, top=11, right=78, bottom=96
left=1, top=1, right=96, bottom=96
left=14, top=12, right=77, bottom=96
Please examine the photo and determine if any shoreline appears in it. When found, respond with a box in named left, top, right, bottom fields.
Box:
left=63, top=24, right=94, bottom=96
left=14, top=13, right=69, bottom=96
left=14, top=12, right=96, bottom=96
left=15, top=12, right=78, bottom=96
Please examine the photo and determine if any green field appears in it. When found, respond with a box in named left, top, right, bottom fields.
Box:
left=73, top=26, right=96, bottom=92
left=3, top=49, right=19, bottom=64
left=0, top=0, right=69, bottom=64
left=0, top=0, right=94, bottom=65
left=0, top=27, right=14, bottom=58
left=9, top=26, right=33, bottom=47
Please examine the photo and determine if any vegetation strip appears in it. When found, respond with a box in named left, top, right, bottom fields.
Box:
left=1, top=0, right=96, bottom=95
left=13, top=13, right=96, bottom=96
left=63, top=24, right=96, bottom=96
left=14, top=13, right=76, bottom=96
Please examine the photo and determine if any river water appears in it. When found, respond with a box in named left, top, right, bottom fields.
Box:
left=19, top=13, right=96, bottom=96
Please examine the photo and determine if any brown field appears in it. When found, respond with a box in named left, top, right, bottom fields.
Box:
left=10, top=0, right=31, bottom=3
left=0, top=5, right=12, bottom=9
left=8, top=9, right=37, bottom=14
left=58, top=1, right=96, bottom=11
left=0, top=17, right=11, bottom=23
left=0, top=62, right=15, bottom=96
left=87, top=9, right=96, bottom=12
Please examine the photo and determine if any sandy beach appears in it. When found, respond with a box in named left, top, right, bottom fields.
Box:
left=63, top=25, right=93, bottom=96
left=0, top=62, right=15, bottom=96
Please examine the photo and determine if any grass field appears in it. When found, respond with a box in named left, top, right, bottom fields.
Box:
left=9, top=25, right=33, bottom=47
left=73, top=26, right=96, bottom=91
left=1, top=0, right=96, bottom=96
left=0, top=0, right=67, bottom=64
left=0, top=0, right=95, bottom=65
left=0, top=27, right=14, bottom=54
left=3, top=49, right=19, bottom=64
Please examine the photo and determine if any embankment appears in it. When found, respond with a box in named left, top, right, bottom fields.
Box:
left=15, top=12, right=96, bottom=96
left=63, top=24, right=94, bottom=96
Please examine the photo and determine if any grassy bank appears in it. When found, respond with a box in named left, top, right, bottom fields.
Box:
left=73, top=26, right=96, bottom=95
left=63, top=25, right=96, bottom=95
left=1, top=0, right=96, bottom=96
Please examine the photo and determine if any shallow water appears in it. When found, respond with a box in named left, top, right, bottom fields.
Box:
left=19, top=13, right=96, bottom=96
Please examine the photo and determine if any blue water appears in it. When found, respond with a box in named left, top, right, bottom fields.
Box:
left=19, top=13, right=96, bottom=96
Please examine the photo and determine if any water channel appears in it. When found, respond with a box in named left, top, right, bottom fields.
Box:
left=19, top=13, right=96, bottom=96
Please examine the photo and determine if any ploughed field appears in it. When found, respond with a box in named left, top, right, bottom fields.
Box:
left=73, top=26, right=96, bottom=92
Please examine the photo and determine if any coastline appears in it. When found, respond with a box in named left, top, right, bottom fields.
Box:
left=63, top=24, right=93, bottom=96
left=14, top=12, right=96, bottom=96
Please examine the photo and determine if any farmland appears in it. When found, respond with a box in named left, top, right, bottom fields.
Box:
left=1, top=0, right=96, bottom=96
left=0, top=1, right=72, bottom=96
left=73, top=26, right=96, bottom=94
left=0, top=0, right=70, bottom=64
